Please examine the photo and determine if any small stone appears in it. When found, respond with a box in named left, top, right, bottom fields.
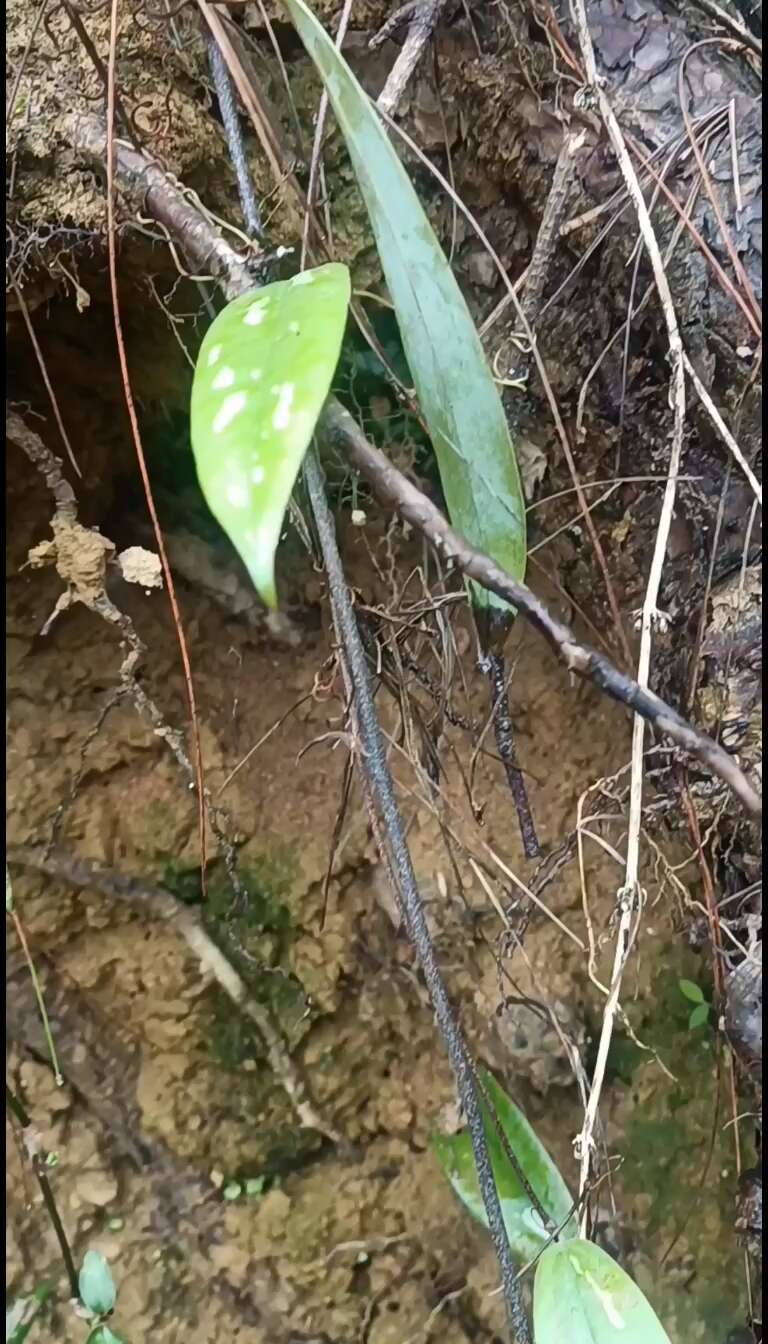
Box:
left=467, top=249, right=497, bottom=289
left=74, top=1167, right=118, bottom=1207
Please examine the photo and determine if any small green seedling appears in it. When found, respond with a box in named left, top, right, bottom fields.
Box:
left=78, top=1252, right=127, bottom=1343
left=78, top=1252, right=116, bottom=1318
left=189, top=263, right=351, bottom=609
left=221, top=1174, right=267, bottom=1202
left=678, top=978, right=711, bottom=1029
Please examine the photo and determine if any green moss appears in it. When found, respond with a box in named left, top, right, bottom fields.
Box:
left=138, top=800, right=179, bottom=856
left=166, top=849, right=312, bottom=1068
left=600, top=957, right=756, bottom=1342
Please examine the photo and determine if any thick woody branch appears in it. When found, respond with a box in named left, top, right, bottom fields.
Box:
left=66, top=112, right=761, bottom=819
left=323, top=402, right=761, bottom=818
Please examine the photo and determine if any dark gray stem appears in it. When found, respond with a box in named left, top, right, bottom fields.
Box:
left=486, top=652, right=540, bottom=860
left=305, top=448, right=531, bottom=1343
left=208, top=39, right=263, bottom=241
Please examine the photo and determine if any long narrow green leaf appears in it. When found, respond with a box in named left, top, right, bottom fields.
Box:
left=282, top=0, right=526, bottom=613
left=433, top=1070, right=577, bottom=1262
left=534, top=1239, right=672, bottom=1343
left=190, top=263, right=351, bottom=608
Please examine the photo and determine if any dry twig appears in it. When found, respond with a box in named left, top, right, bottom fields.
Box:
left=567, top=0, right=695, bottom=1218
left=371, top=0, right=448, bottom=117
left=7, top=846, right=342, bottom=1144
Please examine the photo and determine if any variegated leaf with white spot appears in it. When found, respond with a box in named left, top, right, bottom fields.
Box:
left=190, top=262, right=351, bottom=608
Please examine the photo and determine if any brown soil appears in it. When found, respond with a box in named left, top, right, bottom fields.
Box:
left=7, top=433, right=750, bottom=1340
left=6, top=0, right=760, bottom=1338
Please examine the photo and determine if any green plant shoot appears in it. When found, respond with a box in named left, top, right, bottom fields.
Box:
left=679, top=978, right=711, bottom=1029
left=78, top=1251, right=116, bottom=1317
left=282, top=0, right=527, bottom=616
left=190, top=262, right=351, bottom=608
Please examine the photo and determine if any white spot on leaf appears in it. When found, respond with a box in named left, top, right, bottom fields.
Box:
left=244, top=301, right=268, bottom=326
left=272, top=383, right=295, bottom=430
left=244, top=525, right=273, bottom=554
left=251, top=466, right=265, bottom=485
left=292, top=271, right=315, bottom=285
left=249, top=369, right=263, bottom=382
left=212, top=366, right=236, bottom=390
left=213, top=391, right=247, bottom=433
left=226, top=481, right=249, bottom=509
left=288, top=321, right=300, bottom=334
left=207, top=344, right=222, bottom=366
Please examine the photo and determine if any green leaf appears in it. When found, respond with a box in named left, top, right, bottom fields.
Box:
left=86, top=1328, right=128, bottom=1344
left=534, top=1239, right=672, bottom=1343
left=6, top=1288, right=49, bottom=1344
left=432, top=1070, right=577, bottom=1262
left=678, top=978, right=705, bottom=1004
left=222, top=1181, right=242, bottom=1201
left=78, top=1251, right=116, bottom=1316
left=688, top=1002, right=709, bottom=1029
left=190, top=263, right=351, bottom=609
left=245, top=1176, right=266, bottom=1197
left=282, top=0, right=527, bottom=613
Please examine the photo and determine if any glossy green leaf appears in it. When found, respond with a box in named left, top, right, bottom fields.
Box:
left=190, top=263, right=351, bottom=608
left=78, top=1251, right=116, bottom=1317
left=433, top=1070, right=577, bottom=1262
left=282, top=0, right=526, bottom=613
left=678, top=978, right=705, bottom=1004
left=534, top=1239, right=672, bottom=1343
left=688, top=1002, right=709, bottom=1029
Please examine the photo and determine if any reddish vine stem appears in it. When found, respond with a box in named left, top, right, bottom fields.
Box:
left=104, top=0, right=208, bottom=891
